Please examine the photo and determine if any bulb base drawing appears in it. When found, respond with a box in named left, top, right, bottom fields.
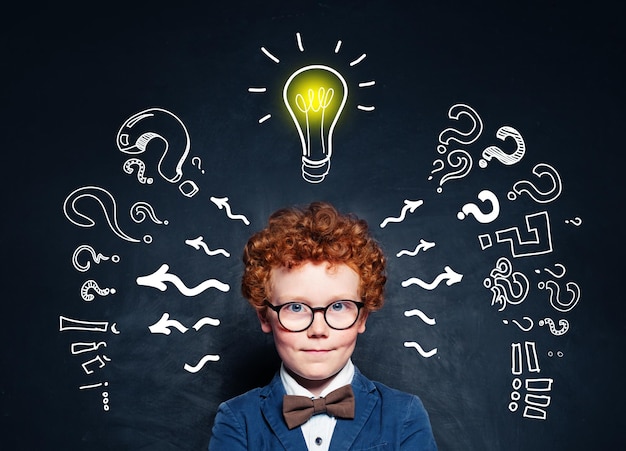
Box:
left=302, top=155, right=331, bottom=183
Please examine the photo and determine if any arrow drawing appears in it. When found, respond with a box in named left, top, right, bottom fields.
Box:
left=380, top=199, right=424, bottom=228
left=210, top=196, right=250, bottom=225
left=136, top=264, right=230, bottom=296
left=404, top=309, right=436, bottom=325
left=396, top=239, right=436, bottom=257
left=149, top=312, right=221, bottom=335
left=185, top=236, right=230, bottom=257
left=184, top=354, right=220, bottom=373
left=404, top=341, right=438, bottom=358
left=401, top=266, right=463, bottom=290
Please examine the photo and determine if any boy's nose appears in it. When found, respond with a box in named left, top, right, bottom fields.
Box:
left=307, top=310, right=329, bottom=336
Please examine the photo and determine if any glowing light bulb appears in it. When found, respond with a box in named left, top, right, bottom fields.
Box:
left=283, top=64, right=348, bottom=183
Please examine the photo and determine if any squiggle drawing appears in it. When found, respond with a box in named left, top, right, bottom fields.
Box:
left=403, top=341, right=438, bottom=358
left=148, top=312, right=221, bottom=335
left=123, top=158, right=153, bottom=184
left=404, top=309, right=436, bottom=325
left=538, top=318, right=569, bottom=336
left=185, top=236, right=230, bottom=257
left=136, top=263, right=230, bottom=296
left=538, top=280, right=581, bottom=313
left=130, top=201, right=168, bottom=225
left=401, top=266, right=463, bottom=290
left=184, top=355, right=220, bottom=373
left=72, top=245, right=119, bottom=272
left=396, top=239, right=435, bottom=257
left=379, top=199, right=423, bottom=228
left=210, top=197, right=250, bottom=225
left=508, top=163, right=562, bottom=203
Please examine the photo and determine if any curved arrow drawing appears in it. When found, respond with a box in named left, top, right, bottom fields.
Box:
left=185, top=236, right=230, bottom=257
left=136, top=264, right=230, bottom=296
left=380, top=199, right=424, bottom=228
left=149, top=313, right=189, bottom=335
left=401, top=266, right=463, bottom=290
left=210, top=197, right=250, bottom=225
left=396, top=239, right=436, bottom=257
left=403, top=342, right=438, bottom=358
left=184, top=355, right=220, bottom=373
left=193, top=317, right=221, bottom=330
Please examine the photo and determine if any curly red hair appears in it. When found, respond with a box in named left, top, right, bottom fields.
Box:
left=242, top=202, right=386, bottom=312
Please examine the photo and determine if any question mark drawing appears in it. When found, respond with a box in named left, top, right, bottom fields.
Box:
left=437, top=150, right=473, bottom=193
left=502, top=317, right=534, bottom=332
left=427, top=159, right=445, bottom=181
left=191, top=156, right=205, bottom=174
left=565, top=217, right=582, bottom=226
left=484, top=257, right=530, bottom=311
left=539, top=318, right=570, bottom=336
left=130, top=202, right=169, bottom=225
left=437, top=103, right=484, bottom=154
left=63, top=186, right=141, bottom=243
left=538, top=279, right=581, bottom=313
left=479, top=126, right=526, bottom=168
left=481, top=211, right=553, bottom=258
left=72, top=245, right=120, bottom=272
left=122, top=158, right=153, bottom=184
left=457, top=190, right=500, bottom=223
left=116, top=107, right=190, bottom=184
left=81, top=280, right=116, bottom=302
left=508, top=163, right=563, bottom=203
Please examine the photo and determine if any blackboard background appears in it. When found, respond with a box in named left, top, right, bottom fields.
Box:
left=2, top=1, right=624, bottom=450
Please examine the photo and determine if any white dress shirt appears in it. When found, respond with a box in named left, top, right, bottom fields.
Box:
left=280, top=360, right=355, bottom=451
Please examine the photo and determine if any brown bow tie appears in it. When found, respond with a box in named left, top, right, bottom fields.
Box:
left=282, top=385, right=355, bottom=430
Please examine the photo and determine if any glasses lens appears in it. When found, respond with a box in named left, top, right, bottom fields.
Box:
left=278, top=302, right=313, bottom=332
left=325, top=301, right=360, bottom=329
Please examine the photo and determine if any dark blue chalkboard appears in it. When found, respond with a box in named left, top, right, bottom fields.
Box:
left=2, top=1, right=624, bottom=450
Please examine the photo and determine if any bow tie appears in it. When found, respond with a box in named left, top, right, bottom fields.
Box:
left=282, top=385, right=355, bottom=430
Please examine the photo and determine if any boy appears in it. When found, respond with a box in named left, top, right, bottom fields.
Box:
left=209, top=202, right=437, bottom=450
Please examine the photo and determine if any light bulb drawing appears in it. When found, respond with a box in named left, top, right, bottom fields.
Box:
left=248, top=32, right=375, bottom=183
left=283, top=65, right=348, bottom=183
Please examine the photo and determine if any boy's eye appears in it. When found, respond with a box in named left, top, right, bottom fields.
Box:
left=330, top=301, right=347, bottom=311
left=285, top=303, right=306, bottom=313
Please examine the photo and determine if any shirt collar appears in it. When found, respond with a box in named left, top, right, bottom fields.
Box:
left=280, top=359, right=355, bottom=398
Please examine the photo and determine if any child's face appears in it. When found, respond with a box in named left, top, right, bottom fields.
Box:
left=259, top=261, right=368, bottom=394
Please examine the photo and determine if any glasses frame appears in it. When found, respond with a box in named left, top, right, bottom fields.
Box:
left=264, top=299, right=365, bottom=332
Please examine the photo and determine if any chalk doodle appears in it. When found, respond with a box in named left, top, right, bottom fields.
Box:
left=538, top=279, right=581, bottom=313
left=379, top=199, right=423, bottom=228
left=479, top=211, right=553, bottom=258
left=502, top=317, right=534, bottom=332
left=479, top=126, right=526, bottom=169
left=565, top=217, right=582, bottom=226
left=116, top=107, right=191, bottom=185
left=538, top=318, right=570, bottom=336
left=209, top=197, right=250, bottom=225
left=250, top=32, right=375, bottom=183
left=403, top=342, right=438, bottom=358
left=508, top=163, right=562, bottom=203
left=436, top=103, right=483, bottom=154
left=436, top=150, right=473, bottom=193
left=80, top=280, right=116, bottom=302
left=457, top=190, right=500, bottom=223
left=184, top=354, right=221, bottom=373
left=123, top=158, right=153, bottom=185
left=402, top=266, right=463, bottom=290
left=63, top=186, right=142, bottom=243
left=59, top=316, right=120, bottom=334
left=148, top=312, right=221, bottom=335
left=484, top=257, right=529, bottom=311
left=72, top=245, right=120, bottom=272
left=136, top=263, right=230, bottom=296
left=191, top=156, right=205, bottom=174
left=185, top=236, right=230, bottom=257
left=130, top=201, right=169, bottom=226
left=396, top=239, right=436, bottom=257
left=404, top=309, right=437, bottom=326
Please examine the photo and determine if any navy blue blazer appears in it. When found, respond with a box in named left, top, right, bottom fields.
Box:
left=209, top=367, right=437, bottom=450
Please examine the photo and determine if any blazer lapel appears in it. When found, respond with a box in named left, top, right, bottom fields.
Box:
left=329, top=368, right=378, bottom=451
left=260, top=373, right=309, bottom=450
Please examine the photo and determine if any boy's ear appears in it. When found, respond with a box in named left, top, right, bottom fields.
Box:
left=257, top=309, right=273, bottom=334
left=357, top=311, right=369, bottom=334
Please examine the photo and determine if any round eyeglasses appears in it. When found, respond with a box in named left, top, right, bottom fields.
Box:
left=264, top=300, right=365, bottom=332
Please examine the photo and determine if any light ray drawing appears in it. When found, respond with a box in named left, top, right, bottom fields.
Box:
left=249, top=32, right=375, bottom=183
